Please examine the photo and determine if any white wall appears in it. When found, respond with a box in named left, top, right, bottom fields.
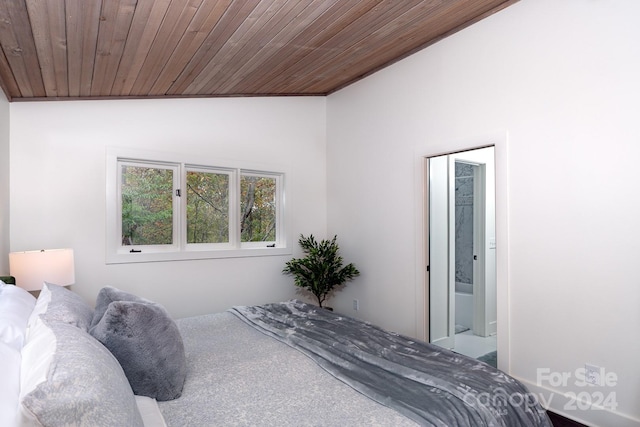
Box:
left=10, top=97, right=327, bottom=318
left=327, top=0, right=640, bottom=425
left=0, top=90, right=9, bottom=275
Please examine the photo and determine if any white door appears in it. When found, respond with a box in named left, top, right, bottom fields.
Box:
left=453, top=159, right=487, bottom=336
left=428, top=154, right=455, bottom=349
left=452, top=148, right=496, bottom=337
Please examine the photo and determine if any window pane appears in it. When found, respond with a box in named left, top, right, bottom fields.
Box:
left=241, top=175, right=276, bottom=242
left=186, top=171, right=229, bottom=244
left=121, top=165, right=173, bottom=246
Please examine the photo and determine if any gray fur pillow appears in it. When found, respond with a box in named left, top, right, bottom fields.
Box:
left=89, top=301, right=187, bottom=401
left=91, top=286, right=151, bottom=328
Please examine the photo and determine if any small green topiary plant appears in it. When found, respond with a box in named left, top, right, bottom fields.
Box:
left=283, top=234, right=360, bottom=308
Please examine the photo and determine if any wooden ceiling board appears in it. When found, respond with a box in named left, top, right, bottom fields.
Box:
left=65, top=0, right=102, bottom=97
left=110, top=0, right=171, bottom=95
left=194, top=0, right=322, bottom=95
left=171, top=0, right=263, bottom=95
left=266, top=0, right=429, bottom=94
left=148, top=0, right=232, bottom=95
left=0, top=0, right=45, bottom=97
left=0, top=40, right=19, bottom=100
left=163, top=0, right=259, bottom=95
left=26, top=0, right=67, bottom=97
left=297, top=0, right=485, bottom=93
left=91, top=0, right=138, bottom=96
left=234, top=0, right=384, bottom=95
left=300, top=0, right=506, bottom=94
left=213, top=0, right=343, bottom=94
left=0, top=0, right=518, bottom=101
left=129, top=0, right=205, bottom=96
left=181, top=0, right=279, bottom=94
left=207, top=0, right=301, bottom=93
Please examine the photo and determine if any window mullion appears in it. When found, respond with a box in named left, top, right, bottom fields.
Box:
left=169, top=162, right=181, bottom=252
left=229, top=169, right=241, bottom=248
left=178, top=164, right=186, bottom=251
left=276, top=173, right=283, bottom=247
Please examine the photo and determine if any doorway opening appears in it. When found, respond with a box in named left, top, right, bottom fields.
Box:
left=426, top=146, right=496, bottom=365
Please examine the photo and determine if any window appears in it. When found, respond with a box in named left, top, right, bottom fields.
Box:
left=240, top=173, right=278, bottom=244
left=120, top=161, right=178, bottom=249
left=185, top=168, right=231, bottom=245
left=106, top=149, right=289, bottom=263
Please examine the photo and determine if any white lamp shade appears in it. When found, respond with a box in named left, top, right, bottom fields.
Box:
left=9, top=249, right=75, bottom=291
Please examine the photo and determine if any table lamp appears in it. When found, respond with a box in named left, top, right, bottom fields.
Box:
left=9, top=248, right=75, bottom=291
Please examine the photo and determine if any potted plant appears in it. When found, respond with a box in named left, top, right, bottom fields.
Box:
left=283, top=234, right=360, bottom=309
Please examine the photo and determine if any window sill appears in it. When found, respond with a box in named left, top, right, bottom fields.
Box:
left=106, top=246, right=291, bottom=264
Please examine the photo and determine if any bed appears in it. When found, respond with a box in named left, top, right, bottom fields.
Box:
left=1, top=280, right=553, bottom=426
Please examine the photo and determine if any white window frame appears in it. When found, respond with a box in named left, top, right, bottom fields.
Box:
left=106, top=148, right=291, bottom=264
left=183, top=165, right=236, bottom=251
left=238, top=170, right=284, bottom=249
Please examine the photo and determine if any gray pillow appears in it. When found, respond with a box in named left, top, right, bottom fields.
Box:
left=91, top=286, right=151, bottom=328
left=20, top=320, right=143, bottom=426
left=42, top=282, right=94, bottom=331
left=90, top=300, right=187, bottom=401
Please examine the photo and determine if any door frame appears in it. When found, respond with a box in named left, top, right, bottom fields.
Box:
left=427, top=154, right=488, bottom=349
left=415, top=130, right=509, bottom=372
left=472, top=161, right=488, bottom=336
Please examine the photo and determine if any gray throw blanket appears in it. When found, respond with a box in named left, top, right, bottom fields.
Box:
left=230, top=300, right=552, bottom=427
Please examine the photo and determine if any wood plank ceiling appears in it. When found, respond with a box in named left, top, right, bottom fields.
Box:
left=0, top=0, right=517, bottom=102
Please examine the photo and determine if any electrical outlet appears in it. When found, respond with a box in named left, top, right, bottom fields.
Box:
left=353, top=299, right=359, bottom=311
left=584, top=364, right=601, bottom=386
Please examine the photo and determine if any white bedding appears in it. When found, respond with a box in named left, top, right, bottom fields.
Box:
left=158, top=312, right=418, bottom=426
left=135, top=396, right=168, bottom=427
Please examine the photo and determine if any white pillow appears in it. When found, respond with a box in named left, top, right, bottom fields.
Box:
left=0, top=342, right=21, bottom=427
left=26, top=284, right=51, bottom=336
left=0, top=282, right=37, bottom=350
left=19, top=316, right=56, bottom=402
